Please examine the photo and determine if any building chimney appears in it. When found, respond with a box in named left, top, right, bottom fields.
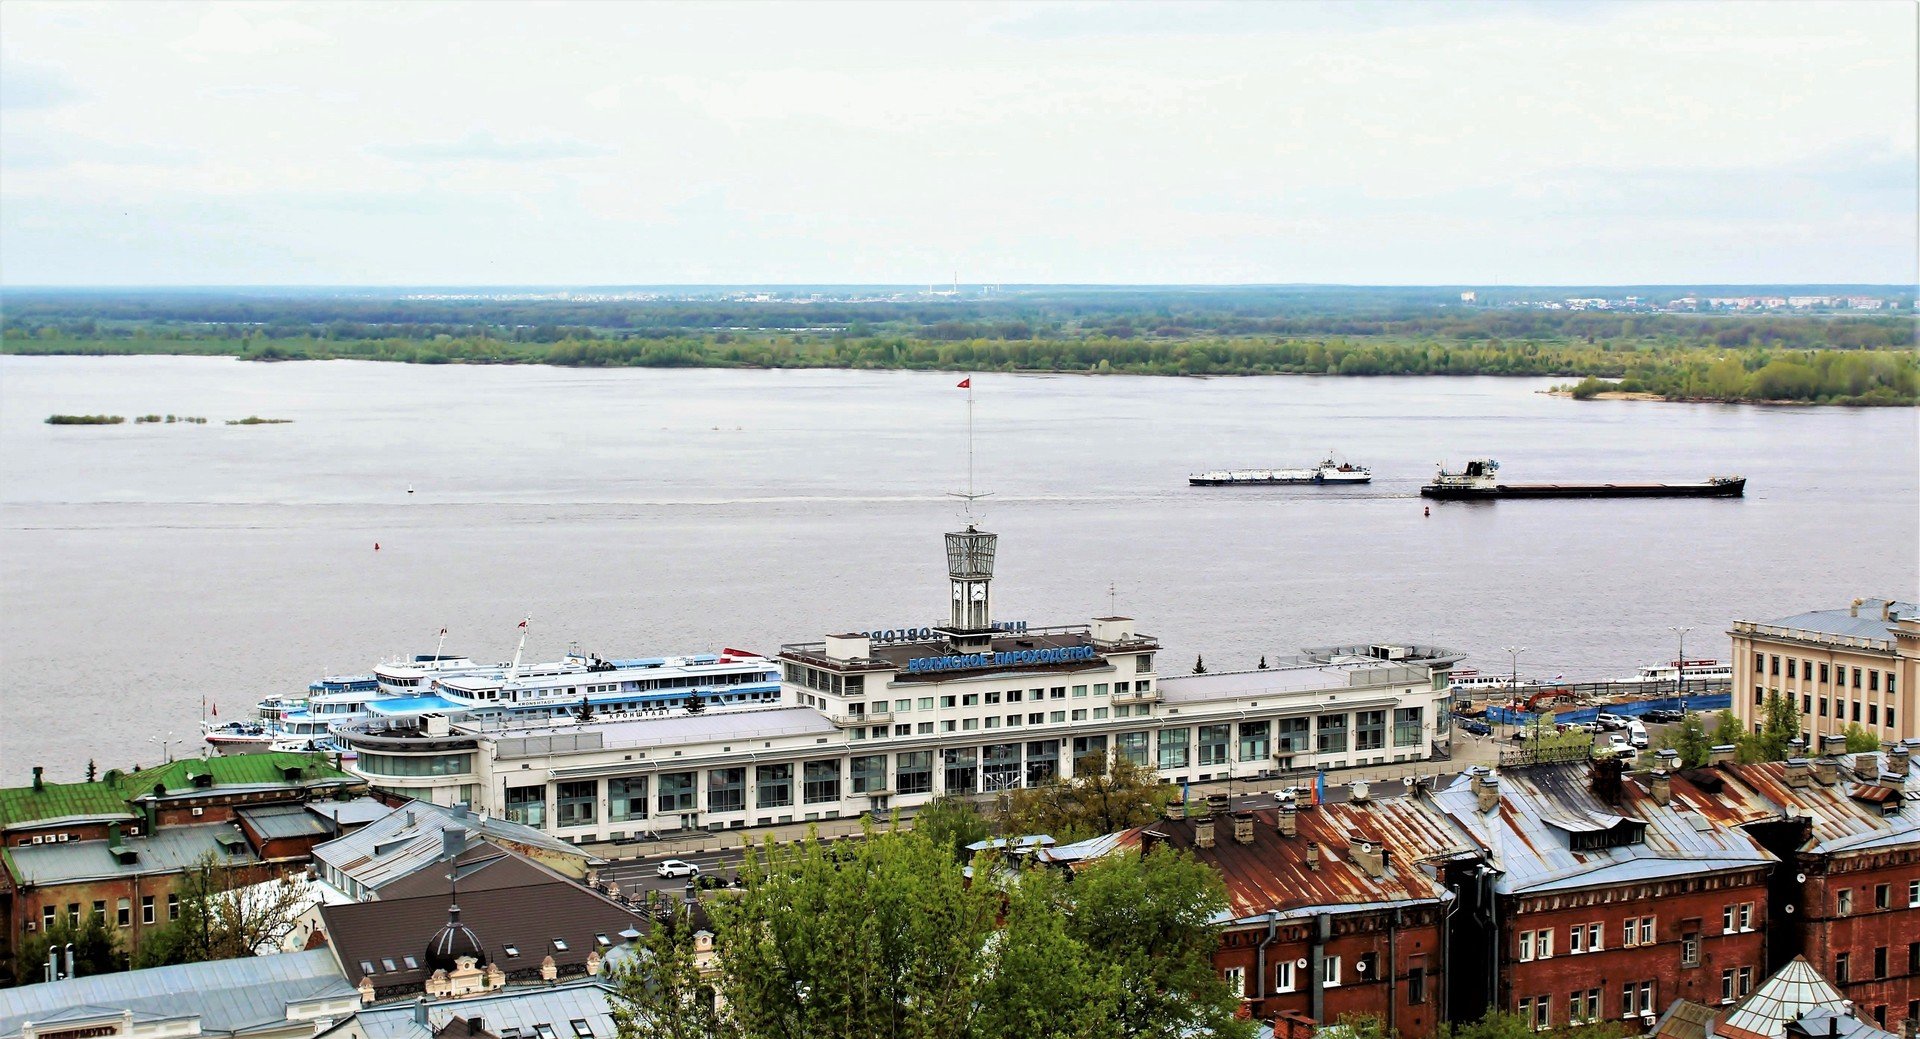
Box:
left=1891, top=744, right=1911, bottom=778
left=1656, top=749, right=1680, bottom=770
left=1476, top=772, right=1501, bottom=814
left=31, top=767, right=44, bottom=792
left=1851, top=598, right=1864, bottom=618
left=1789, top=737, right=1808, bottom=756
left=1812, top=757, right=1838, bottom=785
left=1164, top=799, right=1185, bottom=821
left=1206, top=793, right=1230, bottom=816
left=1305, top=841, right=1320, bottom=870
left=1709, top=744, right=1739, bottom=766
left=1785, top=758, right=1812, bottom=788
left=1277, top=799, right=1299, bottom=837
left=1194, top=816, right=1216, bottom=849
left=1650, top=770, right=1672, bottom=807
left=1820, top=734, right=1848, bottom=756
left=1232, top=812, right=1255, bottom=845
left=413, top=998, right=429, bottom=1026
left=1883, top=601, right=1893, bottom=621
left=470, top=1018, right=485, bottom=1036
left=1349, top=838, right=1386, bottom=879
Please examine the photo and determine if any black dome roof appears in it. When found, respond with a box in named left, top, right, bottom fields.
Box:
left=424, top=903, right=486, bottom=973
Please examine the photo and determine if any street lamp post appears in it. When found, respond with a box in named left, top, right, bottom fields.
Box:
left=1669, top=626, right=1691, bottom=706
left=1503, top=646, right=1525, bottom=733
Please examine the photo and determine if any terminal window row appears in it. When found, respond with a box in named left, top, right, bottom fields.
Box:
left=1756, top=654, right=1896, bottom=694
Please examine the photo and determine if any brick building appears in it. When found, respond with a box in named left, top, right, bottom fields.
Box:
left=1429, top=760, right=1778, bottom=1031
left=1051, top=788, right=1476, bottom=1038
left=0, top=752, right=364, bottom=974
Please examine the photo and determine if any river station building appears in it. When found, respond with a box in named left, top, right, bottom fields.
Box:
left=1731, top=598, right=1919, bottom=745
left=337, top=526, right=1459, bottom=845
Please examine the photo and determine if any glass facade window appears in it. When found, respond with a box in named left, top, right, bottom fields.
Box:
left=896, top=751, right=933, bottom=795
left=1317, top=714, right=1350, bottom=754
left=556, top=780, right=597, bottom=827
left=709, top=767, right=746, bottom=813
left=609, top=777, right=647, bottom=821
left=851, top=754, right=887, bottom=794
left=757, top=763, right=794, bottom=808
left=803, top=760, right=840, bottom=804
left=657, top=772, right=696, bottom=814
left=983, top=743, right=1022, bottom=790
left=1158, top=728, right=1191, bottom=769
left=1394, top=707, right=1424, bottom=747
left=357, top=751, right=474, bottom=778
left=1071, top=734, right=1108, bottom=768
left=505, top=785, right=546, bottom=828
left=944, top=748, right=977, bottom=793
left=1118, top=731, right=1150, bottom=766
left=1355, top=710, right=1386, bottom=752
left=1238, top=720, right=1271, bottom=761
left=1198, top=724, right=1232, bottom=766
left=1025, top=740, right=1060, bottom=785
left=1277, top=717, right=1310, bottom=752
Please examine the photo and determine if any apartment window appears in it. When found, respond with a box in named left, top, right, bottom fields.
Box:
left=1641, top=917, right=1655, bottom=945
left=1877, top=884, right=1892, bottom=910
left=1908, top=879, right=1919, bottom=908
left=1316, top=713, right=1350, bottom=754
left=940, top=696, right=956, bottom=708
left=1394, top=707, right=1424, bottom=747
left=556, top=780, right=597, bottom=826
left=1754, top=652, right=1764, bottom=674
left=1006, top=715, right=1022, bottom=727
left=67, top=903, right=79, bottom=927
left=895, top=724, right=912, bottom=737
left=1683, top=932, right=1701, bottom=968
left=1723, top=905, right=1736, bottom=933
left=1137, top=653, right=1154, bottom=672
left=1788, top=659, right=1798, bottom=679
left=1721, top=970, right=1737, bottom=1004
left=1324, top=956, right=1342, bottom=987
left=1570, top=925, right=1585, bottom=954
left=1521, top=931, right=1535, bottom=962
left=1093, top=683, right=1109, bottom=697
left=896, top=751, right=933, bottom=795
left=1224, top=966, right=1246, bottom=999
left=1050, top=687, right=1066, bottom=700
left=1771, top=655, right=1780, bottom=675
left=1049, top=711, right=1065, bottom=723
left=1907, top=942, right=1918, bottom=974
left=1853, top=702, right=1862, bottom=723
left=116, top=898, right=130, bottom=927
left=1805, top=694, right=1813, bottom=714
left=963, top=693, right=980, bottom=706
left=505, top=785, right=547, bottom=827
left=1408, top=956, right=1427, bottom=1005
left=918, top=722, right=935, bottom=734
left=1538, top=929, right=1554, bottom=959
left=1008, top=689, right=1024, bottom=703
left=1025, top=713, right=1043, bottom=726
left=1820, top=698, right=1829, bottom=717
left=1870, top=671, right=1881, bottom=692
left=1870, top=705, right=1880, bottom=725
left=1587, top=923, right=1602, bottom=952
left=141, top=895, right=154, bottom=925
left=917, top=697, right=934, bottom=711
left=1198, top=724, right=1232, bottom=766
left=1853, top=667, right=1863, bottom=688
left=657, top=771, right=696, bottom=814
left=1072, top=685, right=1088, bottom=698
left=1836, top=952, right=1850, bottom=984
left=1092, top=707, right=1109, bottom=720
left=1158, top=728, right=1191, bottom=769
left=609, top=777, right=648, bottom=821
left=943, top=748, right=977, bottom=794
left=1275, top=960, right=1297, bottom=993
left=707, top=767, right=746, bottom=814
left=963, top=718, right=979, bottom=731
left=1739, top=967, right=1753, bottom=997
left=167, top=893, right=179, bottom=920
left=41, top=906, right=55, bottom=930
left=851, top=754, right=887, bottom=795
left=1874, top=947, right=1887, bottom=980
left=1355, top=710, right=1387, bottom=752
left=1582, top=989, right=1603, bottom=1025
left=1889, top=708, right=1897, bottom=727
left=895, top=699, right=912, bottom=712
left=1820, top=663, right=1831, bottom=683
left=1838, top=889, right=1854, bottom=916
left=757, top=764, right=794, bottom=808
left=1117, top=731, right=1150, bottom=766
left=92, top=900, right=105, bottom=919
left=942, top=720, right=957, bottom=732
left=1238, top=720, right=1271, bottom=760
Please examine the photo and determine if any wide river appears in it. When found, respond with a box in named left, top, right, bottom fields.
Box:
left=2, top=356, right=1914, bottom=782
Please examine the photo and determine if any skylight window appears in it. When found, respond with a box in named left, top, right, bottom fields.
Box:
left=553, top=937, right=569, bottom=951
left=595, top=933, right=611, bottom=947
left=360, top=960, right=376, bottom=977
left=382, top=958, right=397, bottom=972
left=505, top=944, right=520, bottom=957
left=403, top=956, right=419, bottom=970
left=572, top=1021, right=594, bottom=1038
left=535, top=1025, right=558, bottom=1039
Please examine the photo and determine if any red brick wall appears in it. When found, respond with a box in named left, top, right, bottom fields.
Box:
left=1799, top=853, right=1920, bottom=1031
left=1212, top=908, right=1446, bottom=1039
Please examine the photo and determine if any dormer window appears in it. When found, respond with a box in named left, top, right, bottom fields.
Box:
left=553, top=937, right=568, bottom=951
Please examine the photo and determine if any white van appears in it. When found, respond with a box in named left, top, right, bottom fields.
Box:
left=1626, top=720, right=1649, bottom=749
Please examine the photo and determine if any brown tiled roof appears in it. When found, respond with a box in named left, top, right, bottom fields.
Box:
left=320, top=847, right=645, bottom=997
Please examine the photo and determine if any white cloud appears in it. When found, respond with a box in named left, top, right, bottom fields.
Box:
left=0, top=0, right=1912, bottom=285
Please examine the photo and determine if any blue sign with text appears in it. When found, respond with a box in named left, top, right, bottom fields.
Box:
left=906, top=644, right=1096, bottom=674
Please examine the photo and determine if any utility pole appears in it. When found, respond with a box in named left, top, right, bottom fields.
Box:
left=1504, top=646, right=1525, bottom=734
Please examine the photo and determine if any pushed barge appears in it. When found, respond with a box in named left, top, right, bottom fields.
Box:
left=1190, top=459, right=1371, bottom=486
left=1421, top=459, right=1745, bottom=500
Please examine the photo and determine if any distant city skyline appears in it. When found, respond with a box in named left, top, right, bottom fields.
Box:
left=2, top=1, right=1914, bottom=286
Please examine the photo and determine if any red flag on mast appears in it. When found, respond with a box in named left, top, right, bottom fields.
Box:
left=956, top=378, right=970, bottom=389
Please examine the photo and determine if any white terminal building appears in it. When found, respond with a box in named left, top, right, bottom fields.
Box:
left=336, top=526, right=1461, bottom=844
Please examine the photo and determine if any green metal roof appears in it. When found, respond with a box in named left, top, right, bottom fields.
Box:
left=0, top=752, right=355, bottom=830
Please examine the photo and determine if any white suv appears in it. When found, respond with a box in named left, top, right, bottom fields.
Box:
left=656, top=859, right=702, bottom=879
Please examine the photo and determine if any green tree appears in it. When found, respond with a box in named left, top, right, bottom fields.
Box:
left=913, top=795, right=992, bottom=866
left=1710, top=709, right=1743, bottom=751
left=1063, top=849, right=1254, bottom=1039
left=971, top=866, right=1123, bottom=1039
left=1843, top=723, right=1882, bottom=753
left=708, top=826, right=994, bottom=1039
left=1005, top=751, right=1173, bottom=843
left=1659, top=713, right=1712, bottom=767
left=135, top=854, right=314, bottom=967
left=1439, top=1009, right=1626, bottom=1039
left=607, top=914, right=730, bottom=1039
left=1192, top=655, right=1207, bottom=675
left=8, top=912, right=125, bottom=986
left=1740, top=692, right=1801, bottom=763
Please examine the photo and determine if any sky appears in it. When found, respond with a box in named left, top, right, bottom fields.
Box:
left=1, top=1, right=1914, bottom=286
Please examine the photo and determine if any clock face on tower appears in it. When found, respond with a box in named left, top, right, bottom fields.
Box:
left=972, top=586, right=986, bottom=602
left=953, top=586, right=964, bottom=601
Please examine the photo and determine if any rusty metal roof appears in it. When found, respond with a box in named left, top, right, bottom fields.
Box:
left=1431, top=764, right=1777, bottom=895
left=1703, top=753, right=1920, bottom=856
left=1055, top=798, right=1471, bottom=926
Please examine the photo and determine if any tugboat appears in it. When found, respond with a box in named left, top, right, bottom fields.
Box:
left=1190, top=458, right=1372, bottom=486
left=1421, top=459, right=1745, bottom=500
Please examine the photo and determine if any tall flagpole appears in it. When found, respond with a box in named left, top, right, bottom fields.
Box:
left=966, top=377, right=975, bottom=519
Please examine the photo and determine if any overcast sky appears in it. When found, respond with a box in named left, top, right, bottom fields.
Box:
left=2, top=1, right=1914, bottom=286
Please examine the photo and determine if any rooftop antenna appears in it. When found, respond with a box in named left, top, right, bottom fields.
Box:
left=1108, top=582, right=1117, bottom=616
left=946, top=376, right=990, bottom=521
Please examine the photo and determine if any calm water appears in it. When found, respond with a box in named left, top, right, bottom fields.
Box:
left=2, top=356, right=1914, bottom=782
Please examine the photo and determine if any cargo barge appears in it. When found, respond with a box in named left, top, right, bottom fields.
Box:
left=1189, top=459, right=1371, bottom=486
left=1421, top=459, right=1745, bottom=500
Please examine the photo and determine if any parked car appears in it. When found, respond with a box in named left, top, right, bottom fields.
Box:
left=1595, top=712, right=1630, bottom=731
left=656, top=859, right=702, bottom=879
left=1627, top=721, right=1650, bottom=749
left=1459, top=719, right=1493, bottom=736
left=1642, top=708, right=1685, bottom=723
left=1606, top=733, right=1632, bottom=754
left=1560, top=721, right=1601, bottom=734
